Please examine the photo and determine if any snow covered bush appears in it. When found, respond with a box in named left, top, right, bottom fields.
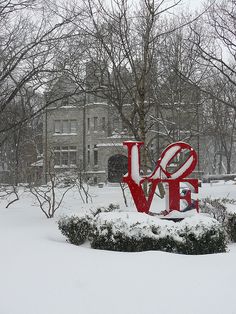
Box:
left=200, top=197, right=231, bottom=223
left=176, top=217, right=227, bottom=254
left=227, top=215, right=236, bottom=242
left=89, top=212, right=227, bottom=254
left=200, top=197, right=236, bottom=242
left=58, top=209, right=227, bottom=254
left=58, top=203, right=119, bottom=245
left=58, top=214, right=93, bottom=245
left=56, top=172, right=76, bottom=188
left=92, top=203, right=120, bottom=216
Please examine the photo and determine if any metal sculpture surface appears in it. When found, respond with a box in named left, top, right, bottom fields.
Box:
left=123, top=141, right=198, bottom=214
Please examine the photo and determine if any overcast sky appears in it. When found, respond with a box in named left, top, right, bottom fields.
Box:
left=183, top=0, right=205, bottom=10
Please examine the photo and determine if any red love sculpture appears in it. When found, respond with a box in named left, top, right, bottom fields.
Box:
left=123, top=141, right=198, bottom=214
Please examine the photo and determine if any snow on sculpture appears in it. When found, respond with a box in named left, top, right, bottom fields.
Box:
left=123, top=141, right=198, bottom=214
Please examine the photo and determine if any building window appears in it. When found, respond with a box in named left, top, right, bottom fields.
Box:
left=94, top=117, right=98, bottom=131
left=87, top=118, right=90, bottom=133
left=70, top=120, right=77, bottom=133
left=62, top=120, right=69, bottom=133
left=102, top=117, right=106, bottom=131
left=87, top=145, right=90, bottom=164
left=94, top=144, right=98, bottom=165
left=53, top=146, right=77, bottom=167
left=61, top=96, right=69, bottom=106
left=113, top=117, right=119, bottom=130
left=70, top=146, right=76, bottom=150
left=53, top=120, right=78, bottom=134
left=54, top=120, right=61, bottom=134
left=62, top=151, right=69, bottom=166
left=94, top=151, right=98, bottom=165
left=70, top=151, right=76, bottom=165
left=54, top=152, right=60, bottom=165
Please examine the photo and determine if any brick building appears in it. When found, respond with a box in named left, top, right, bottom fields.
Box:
left=43, top=77, right=132, bottom=184
left=43, top=74, right=204, bottom=184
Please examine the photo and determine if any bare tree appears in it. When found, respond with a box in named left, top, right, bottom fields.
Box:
left=56, top=0, right=199, bottom=179
left=150, top=17, right=203, bottom=146
left=201, top=73, right=236, bottom=174
left=0, top=0, right=83, bottom=134
left=0, top=88, right=43, bottom=207
left=29, top=152, right=74, bottom=218
left=75, top=167, right=92, bottom=204
left=191, top=0, right=236, bottom=106
left=0, top=0, right=91, bottom=204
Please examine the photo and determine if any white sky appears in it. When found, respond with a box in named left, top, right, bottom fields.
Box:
left=183, top=0, right=205, bottom=10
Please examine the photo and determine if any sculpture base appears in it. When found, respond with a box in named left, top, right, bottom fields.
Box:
left=149, top=209, right=198, bottom=222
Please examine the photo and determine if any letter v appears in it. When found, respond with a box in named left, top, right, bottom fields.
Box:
left=123, top=176, right=159, bottom=213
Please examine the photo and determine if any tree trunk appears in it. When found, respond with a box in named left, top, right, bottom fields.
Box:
left=226, top=157, right=231, bottom=174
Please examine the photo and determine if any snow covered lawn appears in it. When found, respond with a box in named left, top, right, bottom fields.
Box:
left=0, top=182, right=236, bottom=314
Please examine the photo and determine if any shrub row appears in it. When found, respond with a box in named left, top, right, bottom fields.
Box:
left=58, top=203, right=119, bottom=245
left=200, top=197, right=236, bottom=242
left=89, top=212, right=227, bottom=254
left=58, top=214, right=93, bottom=245
left=58, top=209, right=227, bottom=255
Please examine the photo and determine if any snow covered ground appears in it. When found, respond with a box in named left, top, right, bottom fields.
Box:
left=0, top=181, right=236, bottom=314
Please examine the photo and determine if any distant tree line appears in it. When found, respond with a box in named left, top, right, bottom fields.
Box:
left=1, top=0, right=236, bottom=189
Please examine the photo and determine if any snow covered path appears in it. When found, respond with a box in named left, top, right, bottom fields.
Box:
left=0, top=184, right=236, bottom=314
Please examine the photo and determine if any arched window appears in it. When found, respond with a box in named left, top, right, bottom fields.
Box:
left=108, top=155, right=128, bottom=182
